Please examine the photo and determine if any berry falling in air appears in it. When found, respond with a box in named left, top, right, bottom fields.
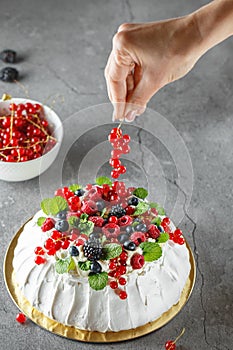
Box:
left=16, top=313, right=26, bottom=324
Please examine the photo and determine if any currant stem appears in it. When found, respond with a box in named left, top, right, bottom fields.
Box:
left=174, top=327, right=186, bottom=344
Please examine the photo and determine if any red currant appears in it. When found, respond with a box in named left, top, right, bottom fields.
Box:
left=174, top=229, right=182, bottom=237
left=118, top=165, right=126, bottom=174
left=111, top=169, right=120, bottom=179
left=119, top=277, right=126, bottom=285
left=110, top=281, right=118, bottom=289
left=109, top=158, right=121, bottom=168
left=34, top=256, right=46, bottom=265
left=119, top=290, right=127, bottom=300
left=34, top=246, right=45, bottom=255
left=109, top=262, right=117, bottom=270
left=61, top=239, right=70, bottom=249
left=165, top=341, right=176, bottom=350
left=119, top=251, right=128, bottom=261
left=123, top=134, right=131, bottom=142
left=16, top=313, right=26, bottom=324
left=108, top=216, right=118, bottom=224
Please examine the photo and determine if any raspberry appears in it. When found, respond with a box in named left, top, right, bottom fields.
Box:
left=130, top=231, right=146, bottom=246
left=76, top=234, right=88, bottom=246
left=118, top=215, right=133, bottom=227
left=131, top=253, right=145, bottom=269
left=148, top=224, right=161, bottom=239
left=102, top=223, right=120, bottom=239
left=68, top=196, right=81, bottom=211
left=82, top=200, right=97, bottom=215
left=88, top=216, right=105, bottom=227
left=41, top=218, right=55, bottom=232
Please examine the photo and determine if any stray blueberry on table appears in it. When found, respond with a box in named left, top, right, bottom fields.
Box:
left=0, top=49, right=17, bottom=63
left=0, top=67, right=19, bottom=82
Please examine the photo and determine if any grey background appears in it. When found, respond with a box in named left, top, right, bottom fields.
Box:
left=0, top=0, right=232, bottom=349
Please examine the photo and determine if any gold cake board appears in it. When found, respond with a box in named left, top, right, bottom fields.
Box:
left=4, top=219, right=196, bottom=342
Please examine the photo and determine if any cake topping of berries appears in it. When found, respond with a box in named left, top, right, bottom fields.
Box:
left=36, top=139, right=187, bottom=300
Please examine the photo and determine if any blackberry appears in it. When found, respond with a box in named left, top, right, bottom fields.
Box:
left=0, top=50, right=17, bottom=63
left=0, top=67, right=19, bottom=82
left=109, top=204, right=126, bottom=218
left=83, top=238, right=102, bottom=260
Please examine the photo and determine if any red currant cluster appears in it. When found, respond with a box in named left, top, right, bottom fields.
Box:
left=108, top=251, right=128, bottom=299
left=108, top=127, right=131, bottom=179
left=161, top=218, right=185, bottom=245
left=0, top=102, right=56, bottom=162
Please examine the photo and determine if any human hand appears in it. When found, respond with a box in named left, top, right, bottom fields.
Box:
left=105, top=16, right=202, bottom=121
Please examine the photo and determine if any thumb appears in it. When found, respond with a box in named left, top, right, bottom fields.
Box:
left=124, top=75, right=160, bottom=122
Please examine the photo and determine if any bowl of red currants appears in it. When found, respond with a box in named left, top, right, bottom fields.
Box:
left=0, top=97, right=63, bottom=181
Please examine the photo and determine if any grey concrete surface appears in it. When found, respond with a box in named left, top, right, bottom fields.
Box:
left=0, top=0, right=232, bottom=349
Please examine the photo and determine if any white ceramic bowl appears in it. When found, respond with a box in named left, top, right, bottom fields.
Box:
left=0, top=98, right=63, bottom=182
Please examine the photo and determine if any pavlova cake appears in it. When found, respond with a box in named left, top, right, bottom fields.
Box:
left=13, top=177, right=191, bottom=332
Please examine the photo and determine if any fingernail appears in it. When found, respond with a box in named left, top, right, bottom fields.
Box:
left=125, top=110, right=137, bottom=122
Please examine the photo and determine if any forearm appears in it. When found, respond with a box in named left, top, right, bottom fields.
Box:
left=193, top=0, right=233, bottom=55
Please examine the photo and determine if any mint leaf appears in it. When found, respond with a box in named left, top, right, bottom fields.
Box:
left=40, top=196, right=68, bottom=216
left=49, top=196, right=68, bottom=215
left=150, top=202, right=165, bottom=216
left=40, top=198, right=52, bottom=215
left=102, top=243, right=122, bottom=260
left=140, top=242, right=162, bottom=262
left=88, top=272, right=108, bottom=291
left=68, top=257, right=76, bottom=271
left=133, top=187, right=148, bottom=199
left=151, top=217, right=162, bottom=226
left=78, top=220, right=94, bottom=235
left=133, top=202, right=149, bottom=216
left=55, top=256, right=76, bottom=274
left=69, top=184, right=82, bottom=192
left=78, top=261, right=91, bottom=271
left=157, top=232, right=169, bottom=243
left=68, top=216, right=79, bottom=227
left=80, top=213, right=88, bottom=222
left=95, top=176, right=112, bottom=186
left=37, top=217, right=46, bottom=226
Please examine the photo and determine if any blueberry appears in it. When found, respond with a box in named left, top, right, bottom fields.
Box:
left=69, top=246, right=79, bottom=256
left=158, top=226, right=163, bottom=232
left=74, top=189, right=85, bottom=197
left=128, top=197, right=139, bottom=206
left=118, top=233, right=130, bottom=244
left=133, top=217, right=142, bottom=224
left=123, top=240, right=136, bottom=251
left=89, top=232, right=100, bottom=240
left=135, top=223, right=147, bottom=233
left=0, top=67, right=19, bottom=82
left=0, top=50, right=17, bottom=63
left=55, top=220, right=69, bottom=232
left=96, top=201, right=105, bottom=211
left=90, top=260, right=102, bottom=274
left=56, top=210, right=67, bottom=220
left=125, top=226, right=134, bottom=235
